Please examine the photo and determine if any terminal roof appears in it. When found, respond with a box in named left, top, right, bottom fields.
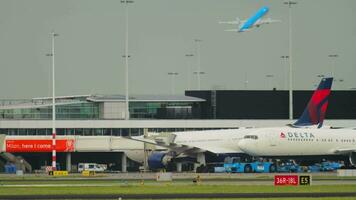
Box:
left=87, top=94, right=205, bottom=102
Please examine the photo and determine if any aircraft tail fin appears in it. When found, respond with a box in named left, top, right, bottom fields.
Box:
left=294, top=77, right=333, bottom=128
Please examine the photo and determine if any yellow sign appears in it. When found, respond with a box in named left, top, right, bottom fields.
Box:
left=299, top=175, right=311, bottom=186
left=50, top=171, right=68, bottom=176
left=82, top=170, right=96, bottom=176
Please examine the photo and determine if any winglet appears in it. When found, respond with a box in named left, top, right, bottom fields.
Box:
left=294, top=77, right=333, bottom=128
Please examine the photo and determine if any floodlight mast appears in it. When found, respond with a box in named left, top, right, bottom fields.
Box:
left=47, top=31, right=59, bottom=171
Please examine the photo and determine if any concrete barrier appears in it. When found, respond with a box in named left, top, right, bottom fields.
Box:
left=337, top=169, right=356, bottom=176
left=156, top=172, right=172, bottom=181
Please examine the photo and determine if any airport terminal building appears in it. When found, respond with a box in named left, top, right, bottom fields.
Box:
left=0, top=90, right=356, bottom=173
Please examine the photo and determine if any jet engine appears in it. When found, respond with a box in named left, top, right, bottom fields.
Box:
left=350, top=152, right=356, bottom=166
left=148, top=152, right=173, bottom=170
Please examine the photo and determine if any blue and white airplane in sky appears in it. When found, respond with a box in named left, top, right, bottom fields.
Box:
left=219, top=6, right=280, bottom=32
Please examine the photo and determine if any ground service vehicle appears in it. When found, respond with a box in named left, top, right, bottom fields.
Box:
left=222, top=157, right=276, bottom=173
left=276, top=160, right=302, bottom=173
left=308, top=161, right=343, bottom=172
left=218, top=157, right=342, bottom=173
left=78, top=163, right=107, bottom=172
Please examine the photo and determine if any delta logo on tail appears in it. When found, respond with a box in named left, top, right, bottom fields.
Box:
left=294, top=78, right=333, bottom=128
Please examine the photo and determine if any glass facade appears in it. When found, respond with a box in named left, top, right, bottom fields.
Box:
left=129, top=102, right=197, bottom=119
left=0, top=102, right=100, bottom=120
left=0, top=128, right=225, bottom=136
left=0, top=102, right=199, bottom=120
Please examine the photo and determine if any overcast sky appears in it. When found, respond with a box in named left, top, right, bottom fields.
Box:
left=0, top=0, right=355, bottom=98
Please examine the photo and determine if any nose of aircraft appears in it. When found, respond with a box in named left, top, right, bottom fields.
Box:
left=238, top=139, right=248, bottom=151
left=238, top=139, right=255, bottom=155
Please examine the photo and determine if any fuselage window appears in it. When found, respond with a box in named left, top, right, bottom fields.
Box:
left=244, top=135, right=258, bottom=140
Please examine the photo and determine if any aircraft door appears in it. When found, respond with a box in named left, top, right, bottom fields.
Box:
left=268, top=130, right=280, bottom=148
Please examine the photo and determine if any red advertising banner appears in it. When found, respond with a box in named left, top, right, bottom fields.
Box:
left=6, top=139, right=74, bottom=152
left=274, top=175, right=299, bottom=186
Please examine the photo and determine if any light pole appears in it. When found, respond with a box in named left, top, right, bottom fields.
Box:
left=185, top=54, right=194, bottom=90
left=284, top=0, right=297, bottom=120
left=328, top=54, right=338, bottom=77
left=194, top=39, right=203, bottom=90
left=46, top=31, right=59, bottom=171
left=168, top=72, right=179, bottom=95
left=244, top=71, right=248, bottom=90
left=121, top=0, right=134, bottom=120
left=193, top=71, right=206, bottom=90
left=337, top=78, right=345, bottom=89
left=266, top=74, right=275, bottom=89
left=281, top=55, right=289, bottom=90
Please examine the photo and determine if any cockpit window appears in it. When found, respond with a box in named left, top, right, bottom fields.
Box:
left=244, top=135, right=258, bottom=140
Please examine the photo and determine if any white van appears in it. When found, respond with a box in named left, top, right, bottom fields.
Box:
left=78, top=163, right=107, bottom=172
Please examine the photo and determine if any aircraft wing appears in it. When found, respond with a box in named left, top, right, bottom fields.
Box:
left=127, top=136, right=202, bottom=155
left=127, top=136, right=158, bottom=145
left=189, top=146, right=239, bottom=154
left=258, top=18, right=281, bottom=24
left=333, top=148, right=356, bottom=154
left=219, top=20, right=246, bottom=25
left=127, top=135, right=239, bottom=155
left=224, top=29, right=239, bottom=32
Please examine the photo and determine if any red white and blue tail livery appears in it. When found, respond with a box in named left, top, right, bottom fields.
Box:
left=294, top=77, right=333, bottom=128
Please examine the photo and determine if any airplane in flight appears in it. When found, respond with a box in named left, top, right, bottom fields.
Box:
left=219, top=6, right=281, bottom=32
left=130, top=78, right=334, bottom=170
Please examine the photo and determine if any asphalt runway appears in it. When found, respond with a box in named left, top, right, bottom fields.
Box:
left=1, top=192, right=356, bottom=199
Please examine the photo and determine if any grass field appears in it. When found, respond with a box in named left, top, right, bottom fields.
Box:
left=1, top=174, right=356, bottom=199
left=177, top=198, right=356, bottom=200
left=181, top=197, right=356, bottom=200
left=1, top=184, right=356, bottom=196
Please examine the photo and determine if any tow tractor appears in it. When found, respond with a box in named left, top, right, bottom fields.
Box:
left=217, top=157, right=343, bottom=173
left=276, top=160, right=302, bottom=173
left=222, top=157, right=276, bottom=173
left=308, top=161, right=344, bottom=172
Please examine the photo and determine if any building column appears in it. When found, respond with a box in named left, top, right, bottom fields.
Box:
left=121, top=152, right=127, bottom=173
left=143, top=128, right=149, bottom=172
left=197, top=152, right=206, bottom=165
left=66, top=152, right=71, bottom=172
left=176, top=162, right=182, bottom=172
left=194, top=152, right=206, bottom=172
